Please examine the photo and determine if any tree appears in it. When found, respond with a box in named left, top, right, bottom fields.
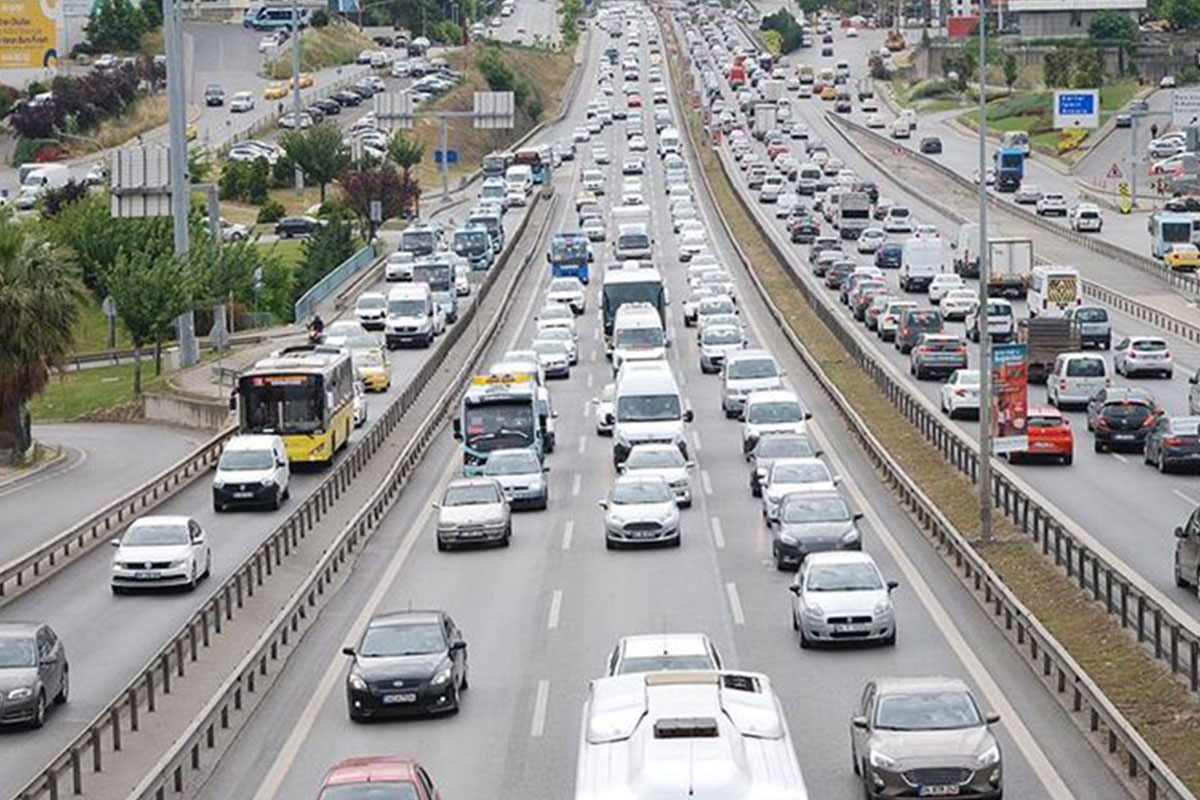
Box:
left=279, top=123, right=351, bottom=202
left=0, top=216, right=85, bottom=463
left=388, top=131, right=425, bottom=217
left=1089, top=9, right=1137, bottom=42
left=293, top=220, right=356, bottom=305
left=1072, top=46, right=1105, bottom=88
left=1166, top=0, right=1200, bottom=30
left=1003, top=53, right=1019, bottom=91
left=339, top=166, right=408, bottom=241
left=104, top=250, right=193, bottom=392
left=1043, top=47, right=1073, bottom=88
left=84, top=0, right=148, bottom=52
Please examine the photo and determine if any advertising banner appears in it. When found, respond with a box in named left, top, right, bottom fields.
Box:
left=0, top=0, right=61, bottom=70
left=992, top=343, right=1029, bottom=454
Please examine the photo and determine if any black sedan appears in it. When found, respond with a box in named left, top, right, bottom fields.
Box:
left=874, top=242, right=903, bottom=269
left=274, top=216, right=324, bottom=238
left=919, top=136, right=943, bottom=154
left=1145, top=415, right=1200, bottom=472
left=0, top=622, right=68, bottom=728
left=332, top=90, right=363, bottom=106
left=769, top=491, right=863, bottom=570
left=343, top=610, right=468, bottom=720
left=314, top=97, right=342, bottom=115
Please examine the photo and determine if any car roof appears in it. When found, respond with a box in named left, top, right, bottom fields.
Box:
left=446, top=476, right=502, bottom=490
left=805, top=550, right=875, bottom=567
left=619, top=633, right=711, bottom=658
left=368, top=610, right=444, bottom=628
left=0, top=622, right=41, bottom=637
left=746, top=389, right=798, bottom=403
left=614, top=473, right=670, bottom=487
left=224, top=434, right=281, bottom=451
left=874, top=675, right=972, bottom=696
left=323, top=756, right=418, bottom=786
left=129, top=515, right=191, bottom=527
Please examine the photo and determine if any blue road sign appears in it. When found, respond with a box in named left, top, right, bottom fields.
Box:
left=1057, top=92, right=1095, bottom=116
left=434, top=150, right=459, bottom=164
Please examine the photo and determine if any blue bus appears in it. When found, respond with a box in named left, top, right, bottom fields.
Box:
left=548, top=232, right=592, bottom=282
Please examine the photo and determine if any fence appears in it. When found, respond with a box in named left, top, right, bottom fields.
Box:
left=293, top=245, right=376, bottom=323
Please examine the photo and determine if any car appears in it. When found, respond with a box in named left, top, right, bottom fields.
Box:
left=722, top=350, right=782, bottom=417
left=918, top=135, right=942, bottom=154
left=760, top=457, right=838, bottom=521
left=791, top=551, right=896, bottom=647
left=1115, top=112, right=1133, bottom=128
left=536, top=302, right=577, bottom=337
left=889, top=118, right=910, bottom=139
left=973, top=166, right=996, bottom=186
left=228, top=90, right=255, bottom=113
left=435, top=477, right=511, bottom=549
left=1148, top=137, right=1186, bottom=159
left=621, top=443, right=694, bottom=506
left=851, top=677, right=1001, bottom=795
left=875, top=242, right=903, bottom=269
left=698, top=323, right=746, bottom=374
left=110, top=515, right=211, bottom=593
left=1092, top=393, right=1160, bottom=453
left=622, top=156, right=646, bottom=175
left=1068, top=202, right=1103, bottom=232
left=1014, top=184, right=1042, bottom=205
left=1114, top=335, right=1172, bottom=378
left=212, top=434, right=290, bottom=511
left=1164, top=243, right=1200, bottom=272
left=769, top=490, right=863, bottom=570
left=342, top=610, right=468, bottom=719
left=895, top=308, right=944, bottom=354
left=912, top=223, right=940, bottom=241
left=1063, top=305, right=1112, bottom=349
left=1036, top=192, right=1068, bottom=216
left=910, top=334, right=968, bottom=380
left=941, top=288, right=981, bottom=322
left=547, top=276, right=587, bottom=313
left=318, top=757, right=443, bottom=800
left=572, top=126, right=591, bottom=142
left=0, top=622, right=69, bottom=728
left=203, top=84, right=225, bottom=106
left=882, top=206, right=913, bottom=233
left=600, top=475, right=681, bottom=549
left=856, top=228, right=887, bottom=254
left=1143, top=415, right=1200, bottom=472
left=274, top=216, right=322, bottom=238
left=939, top=369, right=980, bottom=419
left=927, top=273, right=965, bottom=304
left=1162, top=74, right=1178, bottom=88
left=278, top=111, right=313, bottom=129
left=352, top=380, right=368, bottom=427
left=594, top=382, right=615, bottom=436
left=604, top=633, right=722, bottom=675
left=531, top=339, right=572, bottom=377
left=482, top=448, right=549, bottom=510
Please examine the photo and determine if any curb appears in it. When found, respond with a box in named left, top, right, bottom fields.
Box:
left=0, top=445, right=67, bottom=492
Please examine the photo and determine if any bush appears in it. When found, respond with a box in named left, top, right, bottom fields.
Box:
left=257, top=199, right=286, bottom=224
left=41, top=181, right=91, bottom=217
left=7, top=58, right=164, bottom=141
left=0, top=85, right=19, bottom=120
left=309, top=8, right=329, bottom=27
left=760, top=9, right=804, bottom=54
left=910, top=79, right=954, bottom=100
left=431, top=20, right=462, bottom=45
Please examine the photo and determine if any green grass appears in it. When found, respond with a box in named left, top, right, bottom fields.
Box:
left=917, top=98, right=963, bottom=114
left=29, top=363, right=169, bottom=422
left=1101, top=81, right=1137, bottom=112
left=71, top=300, right=132, bottom=354
left=257, top=239, right=305, bottom=271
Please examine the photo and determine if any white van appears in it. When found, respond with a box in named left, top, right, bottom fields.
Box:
left=504, top=164, right=533, bottom=196
left=384, top=283, right=441, bottom=348
left=611, top=302, right=667, bottom=370
left=900, top=238, right=944, bottom=292
left=1047, top=352, right=1110, bottom=408
left=14, top=164, right=71, bottom=209
left=480, top=177, right=508, bottom=204
left=212, top=434, right=290, bottom=511
left=952, top=222, right=980, bottom=278
left=742, top=389, right=811, bottom=454
left=615, top=222, right=654, bottom=262
left=612, top=364, right=692, bottom=467
left=657, top=126, right=681, bottom=157
left=1029, top=266, right=1082, bottom=318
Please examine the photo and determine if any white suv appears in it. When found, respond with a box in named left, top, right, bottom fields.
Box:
left=1035, top=192, right=1068, bottom=216
left=1069, top=203, right=1103, bottom=232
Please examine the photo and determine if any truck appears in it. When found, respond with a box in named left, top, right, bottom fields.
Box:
left=760, top=78, right=784, bottom=102
left=836, top=191, right=871, bottom=239
left=753, top=103, right=778, bottom=140
left=1018, top=317, right=1082, bottom=384
left=728, top=56, right=747, bottom=88
left=548, top=232, right=592, bottom=282
left=985, top=237, right=1032, bottom=299
left=993, top=147, right=1024, bottom=192
left=857, top=77, right=875, bottom=101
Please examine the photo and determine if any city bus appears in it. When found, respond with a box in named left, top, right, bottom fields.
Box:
left=454, top=371, right=542, bottom=473
left=235, top=345, right=355, bottom=465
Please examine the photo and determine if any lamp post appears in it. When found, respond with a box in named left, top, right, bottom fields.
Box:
left=977, top=0, right=993, bottom=542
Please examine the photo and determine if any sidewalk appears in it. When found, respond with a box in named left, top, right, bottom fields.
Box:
left=168, top=334, right=305, bottom=401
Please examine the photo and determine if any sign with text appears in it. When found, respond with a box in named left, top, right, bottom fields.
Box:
left=0, top=0, right=60, bottom=70
left=1172, top=88, right=1200, bottom=129
left=991, top=343, right=1029, bottom=454
left=1053, top=90, right=1099, bottom=129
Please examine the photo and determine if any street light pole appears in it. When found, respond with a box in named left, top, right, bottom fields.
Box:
left=165, top=0, right=198, bottom=367
left=291, top=0, right=304, bottom=195
left=977, top=0, right=993, bottom=542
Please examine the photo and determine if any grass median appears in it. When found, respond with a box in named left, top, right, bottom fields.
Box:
left=669, top=45, right=1200, bottom=793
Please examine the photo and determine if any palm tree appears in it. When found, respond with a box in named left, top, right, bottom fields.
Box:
left=388, top=131, right=425, bottom=217
left=0, top=214, right=85, bottom=464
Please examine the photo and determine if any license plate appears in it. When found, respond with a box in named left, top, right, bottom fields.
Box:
left=1114, top=434, right=1135, bottom=441
left=834, top=624, right=865, bottom=633
left=134, top=571, right=155, bottom=580
left=382, top=693, right=417, bottom=704
left=461, top=530, right=483, bottom=538
left=233, top=492, right=254, bottom=499
left=919, top=786, right=960, bottom=797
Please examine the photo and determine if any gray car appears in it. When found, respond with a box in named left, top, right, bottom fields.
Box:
left=698, top=323, right=746, bottom=374
left=851, top=676, right=1002, bottom=799
left=749, top=432, right=821, bottom=497
left=482, top=448, right=549, bottom=510
left=721, top=350, right=783, bottom=418
left=621, top=443, right=694, bottom=507
left=770, top=490, right=862, bottom=570
left=0, top=622, right=68, bottom=728
left=600, top=475, right=681, bottom=549
left=1064, top=305, right=1111, bottom=349
left=790, top=551, right=896, bottom=647
left=435, top=477, right=511, bottom=550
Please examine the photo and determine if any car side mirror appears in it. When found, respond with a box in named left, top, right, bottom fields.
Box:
left=450, top=641, right=467, bottom=652
left=985, top=712, right=1001, bottom=725
left=598, top=499, right=609, bottom=509
left=684, top=408, right=694, bottom=422
left=1190, top=375, right=1198, bottom=385
left=852, top=716, right=868, bottom=730
left=887, top=580, right=899, bottom=591
left=110, top=538, right=121, bottom=547
left=341, top=646, right=356, bottom=656
left=853, top=512, right=865, bottom=521
left=788, top=584, right=800, bottom=595
left=1176, top=526, right=1188, bottom=539
left=543, top=466, right=551, bottom=473
left=278, top=458, right=288, bottom=468
left=804, top=411, right=813, bottom=420
left=431, top=501, right=441, bottom=509
left=686, top=461, right=696, bottom=469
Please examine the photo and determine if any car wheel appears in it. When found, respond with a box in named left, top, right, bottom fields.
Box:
left=29, top=691, right=46, bottom=729
left=112, top=585, right=125, bottom=595
left=187, top=564, right=198, bottom=591
left=882, top=630, right=896, bottom=647
left=55, top=669, right=69, bottom=705
left=1176, top=554, right=1189, bottom=587
left=1063, top=453, right=1073, bottom=465
left=798, top=625, right=811, bottom=649
left=1159, top=452, right=1170, bottom=474
left=272, top=488, right=282, bottom=510
left=203, top=551, right=212, bottom=579
left=437, top=538, right=449, bottom=552
left=791, top=608, right=799, bottom=631
left=501, top=525, right=512, bottom=547
left=1095, top=440, right=1107, bottom=453
left=606, top=538, right=616, bottom=550
left=282, top=486, right=290, bottom=501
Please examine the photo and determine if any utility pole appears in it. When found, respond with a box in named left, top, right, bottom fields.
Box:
left=165, top=0, right=198, bottom=367
left=977, top=0, right=993, bottom=542
left=292, top=0, right=304, bottom=195
left=1130, top=108, right=1139, bottom=210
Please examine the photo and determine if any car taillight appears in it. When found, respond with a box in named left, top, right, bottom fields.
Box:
left=954, top=389, right=967, bottom=397
left=1059, top=379, right=1068, bottom=389
left=1095, top=417, right=1109, bottom=428
left=1166, top=437, right=1182, bottom=446
left=1128, top=351, right=1138, bottom=359
left=901, top=327, right=910, bottom=335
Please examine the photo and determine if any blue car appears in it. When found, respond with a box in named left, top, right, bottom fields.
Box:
left=875, top=242, right=903, bottom=269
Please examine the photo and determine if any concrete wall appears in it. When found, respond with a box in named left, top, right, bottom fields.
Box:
left=1014, top=9, right=1136, bottom=38
left=143, top=393, right=232, bottom=431
left=917, top=38, right=1189, bottom=83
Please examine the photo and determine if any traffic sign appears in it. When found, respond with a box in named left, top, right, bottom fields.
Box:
left=1107, top=162, right=1123, bottom=180
left=1172, top=88, right=1200, bottom=129
left=1118, top=182, right=1132, bottom=214
left=433, top=150, right=459, bottom=164
left=1053, top=90, right=1099, bottom=129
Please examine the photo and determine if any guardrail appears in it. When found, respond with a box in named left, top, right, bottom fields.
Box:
left=61, top=328, right=293, bottom=372
left=293, top=244, right=376, bottom=323
left=663, top=22, right=1195, bottom=800
left=12, top=190, right=550, bottom=800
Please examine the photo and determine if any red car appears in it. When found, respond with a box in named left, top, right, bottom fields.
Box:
left=319, top=757, right=442, bottom=800
left=1009, top=405, right=1073, bottom=465
left=628, top=94, right=643, bottom=108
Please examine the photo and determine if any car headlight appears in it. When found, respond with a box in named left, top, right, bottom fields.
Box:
left=432, top=662, right=453, bottom=685
left=873, top=599, right=893, bottom=617
left=7, top=687, right=33, bottom=700
left=975, top=743, right=1000, bottom=768
left=212, top=479, right=225, bottom=489
left=841, top=528, right=860, bottom=545
left=347, top=672, right=367, bottom=691
left=804, top=602, right=824, bottom=619
left=869, top=750, right=897, bottom=769
left=171, top=559, right=189, bottom=569
left=262, top=476, right=276, bottom=487
left=779, top=532, right=797, bottom=545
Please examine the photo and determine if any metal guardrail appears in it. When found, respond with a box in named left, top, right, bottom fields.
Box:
left=293, top=245, right=376, bottom=323
left=12, top=191, right=550, bottom=800
left=662, top=27, right=1194, bottom=797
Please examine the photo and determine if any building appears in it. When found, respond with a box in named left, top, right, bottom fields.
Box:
left=1008, top=0, right=1144, bottom=37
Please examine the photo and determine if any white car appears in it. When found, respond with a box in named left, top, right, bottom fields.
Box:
left=742, top=390, right=810, bottom=454
left=857, top=228, right=887, bottom=253
left=621, top=443, right=694, bottom=506
left=536, top=303, right=578, bottom=337
left=111, top=515, right=211, bottom=593
left=760, top=457, right=838, bottom=521
left=928, top=273, right=966, bottom=303
left=1162, top=74, right=1177, bottom=88
left=883, top=206, right=914, bottom=233
left=790, top=551, right=896, bottom=647
left=890, top=118, right=910, bottom=139
left=594, top=382, right=615, bottom=435
left=229, top=91, right=255, bottom=112
left=940, top=369, right=980, bottom=418
left=865, top=113, right=885, bottom=129
left=572, top=126, right=591, bottom=142
left=547, top=276, right=587, bottom=314
left=353, top=380, right=368, bottom=427
left=973, top=167, right=996, bottom=186
left=538, top=326, right=578, bottom=363
left=1114, top=335, right=1173, bottom=378
left=629, top=135, right=648, bottom=151
left=505, top=189, right=527, bottom=208
left=583, top=217, right=607, bottom=241
left=354, top=291, right=388, bottom=330
left=1036, top=192, right=1068, bottom=216
left=913, top=223, right=941, bottom=240
left=861, top=97, right=878, bottom=113
left=605, top=632, right=722, bottom=675
left=1069, top=203, right=1103, bottom=232
left=940, top=288, right=980, bottom=321
left=594, top=146, right=611, bottom=165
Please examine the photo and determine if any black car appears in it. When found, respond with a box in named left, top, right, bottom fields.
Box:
left=919, top=136, right=943, bottom=154
left=854, top=180, right=879, bottom=204
left=1093, top=396, right=1159, bottom=453
left=274, top=216, right=323, bottom=238
left=824, top=260, right=856, bottom=290
left=204, top=84, right=225, bottom=106
left=770, top=491, right=863, bottom=569
left=1086, top=386, right=1157, bottom=431
left=314, top=97, right=342, bottom=115
left=332, top=90, right=362, bottom=106
left=351, top=82, right=377, bottom=98
left=1145, top=415, right=1200, bottom=472
left=875, top=242, right=903, bottom=269
left=749, top=432, right=821, bottom=497
left=0, top=622, right=69, bottom=728
left=789, top=215, right=821, bottom=243
left=343, top=610, right=468, bottom=720
left=304, top=105, right=326, bottom=124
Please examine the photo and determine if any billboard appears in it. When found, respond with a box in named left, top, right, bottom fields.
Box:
left=0, top=0, right=61, bottom=70
left=991, top=343, right=1029, bottom=454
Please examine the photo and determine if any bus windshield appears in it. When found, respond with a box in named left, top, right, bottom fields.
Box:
left=454, top=231, right=488, bottom=253
left=1162, top=221, right=1192, bottom=243
left=239, top=376, right=324, bottom=434
left=464, top=403, right=536, bottom=452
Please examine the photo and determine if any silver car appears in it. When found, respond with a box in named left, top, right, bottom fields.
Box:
left=594, top=383, right=615, bottom=436
left=531, top=339, right=571, bottom=378
left=789, top=551, right=896, bottom=647
left=698, top=323, right=746, bottom=374
left=761, top=457, right=838, bottom=521
left=722, top=350, right=783, bottom=417
left=622, top=443, right=694, bottom=507
left=600, top=475, right=681, bottom=549
left=482, top=448, right=549, bottom=510
left=851, top=677, right=1002, bottom=799
left=435, top=477, right=511, bottom=550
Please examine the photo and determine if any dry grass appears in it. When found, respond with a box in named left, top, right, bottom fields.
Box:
left=668, top=32, right=1200, bottom=793
left=264, top=20, right=374, bottom=76
left=81, top=94, right=169, bottom=152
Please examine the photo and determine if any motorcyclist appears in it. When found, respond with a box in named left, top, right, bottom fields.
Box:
left=308, top=313, right=325, bottom=342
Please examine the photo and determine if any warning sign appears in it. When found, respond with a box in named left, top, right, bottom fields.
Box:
left=1118, top=182, right=1132, bottom=215
left=1107, top=163, right=1123, bottom=180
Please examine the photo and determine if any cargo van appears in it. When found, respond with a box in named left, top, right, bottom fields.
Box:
left=504, top=164, right=533, bottom=195
left=14, top=164, right=70, bottom=209
left=612, top=364, right=692, bottom=466
left=1029, top=266, right=1082, bottom=318
left=1047, top=352, right=1110, bottom=408
left=900, top=238, right=944, bottom=292
left=212, top=434, right=290, bottom=511
left=657, top=126, right=681, bottom=157
left=384, top=283, right=440, bottom=348
left=611, top=302, right=667, bottom=370
left=615, top=222, right=653, bottom=262
left=952, top=222, right=981, bottom=278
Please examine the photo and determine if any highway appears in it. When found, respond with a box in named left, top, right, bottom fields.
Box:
left=488, top=0, right=562, bottom=47
left=721, top=20, right=1200, bottom=631
left=0, top=171, right=535, bottom=798
left=190, top=6, right=1127, bottom=798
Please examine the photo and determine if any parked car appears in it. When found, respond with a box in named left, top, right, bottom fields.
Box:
left=274, top=216, right=323, bottom=238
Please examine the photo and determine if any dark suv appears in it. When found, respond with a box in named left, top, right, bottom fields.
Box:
left=895, top=308, right=945, bottom=354
left=919, top=136, right=943, bottom=154
left=1092, top=395, right=1160, bottom=453
left=204, top=84, right=225, bottom=106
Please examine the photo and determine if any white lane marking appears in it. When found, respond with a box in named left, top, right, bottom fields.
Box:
left=0, top=444, right=88, bottom=500
left=547, top=589, right=563, bottom=630
left=571, top=473, right=582, bottom=496
left=678, top=368, right=687, bottom=386
left=530, top=679, right=550, bottom=737
left=1174, top=489, right=1200, bottom=505
left=592, top=327, right=599, bottom=342
left=562, top=520, right=574, bottom=550
left=701, top=469, right=713, bottom=496
left=725, top=581, right=746, bottom=625
left=1111, top=452, right=1129, bottom=464
left=692, top=430, right=702, bottom=452
left=249, top=451, right=461, bottom=800
left=578, top=435, right=587, bottom=454
left=711, top=516, right=725, bottom=549
left=586, top=372, right=594, bottom=388
left=591, top=348, right=598, bottom=362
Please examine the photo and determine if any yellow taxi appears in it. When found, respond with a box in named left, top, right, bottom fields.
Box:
left=263, top=81, right=289, bottom=100
left=297, top=72, right=315, bottom=88
left=185, top=122, right=198, bottom=140
left=352, top=347, right=391, bottom=392
left=820, top=85, right=837, bottom=101
left=1165, top=242, right=1200, bottom=272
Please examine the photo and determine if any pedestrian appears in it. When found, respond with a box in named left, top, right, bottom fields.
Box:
left=1151, top=123, right=1159, bottom=140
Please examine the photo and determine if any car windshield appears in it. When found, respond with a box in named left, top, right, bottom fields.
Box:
left=540, top=305, right=572, bottom=320
left=124, top=524, right=189, bottom=546
left=747, top=401, right=801, bottom=423
left=703, top=328, right=742, bottom=345
left=483, top=451, right=540, bottom=475
left=0, top=637, right=37, bottom=668
left=358, top=622, right=445, bottom=657
left=699, top=300, right=735, bottom=315
left=618, top=654, right=713, bottom=674
left=1066, top=358, right=1105, bottom=377
left=806, top=563, right=882, bottom=591
left=627, top=448, right=685, bottom=469
left=1169, top=417, right=1200, bottom=434
left=388, top=299, right=426, bottom=317
left=612, top=481, right=672, bottom=504
left=1132, top=339, right=1167, bottom=352
left=218, top=450, right=275, bottom=471
left=772, top=462, right=830, bottom=484
left=319, top=783, right=420, bottom=800
left=443, top=483, right=500, bottom=505
left=1027, top=414, right=1063, bottom=428
left=756, top=436, right=814, bottom=458
left=728, top=359, right=777, bottom=379
left=1103, top=402, right=1153, bottom=421
left=532, top=341, right=568, bottom=356
left=357, top=296, right=385, bottom=310
left=781, top=495, right=850, bottom=523
left=616, top=394, right=680, bottom=421
left=550, top=279, right=581, bottom=293
left=875, top=691, right=982, bottom=731
left=616, top=327, right=664, bottom=347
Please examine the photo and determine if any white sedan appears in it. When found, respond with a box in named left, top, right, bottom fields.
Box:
left=866, top=113, right=885, bottom=129
left=857, top=228, right=887, bottom=253
left=940, top=369, right=980, bottom=419
left=940, top=289, right=981, bottom=321
left=111, top=515, right=211, bottom=593
left=928, top=273, right=965, bottom=303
